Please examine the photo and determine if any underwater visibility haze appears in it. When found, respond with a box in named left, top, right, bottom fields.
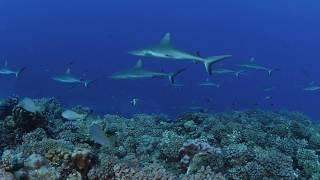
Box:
left=1, top=0, right=320, bottom=179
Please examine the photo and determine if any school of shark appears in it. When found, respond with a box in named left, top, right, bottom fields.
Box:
left=0, top=32, right=317, bottom=92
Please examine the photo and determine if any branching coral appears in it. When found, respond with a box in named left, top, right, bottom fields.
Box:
left=10, top=106, right=48, bottom=132
left=179, top=139, right=222, bottom=174
left=159, top=131, right=185, bottom=162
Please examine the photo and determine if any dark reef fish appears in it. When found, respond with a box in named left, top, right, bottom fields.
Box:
left=0, top=97, right=18, bottom=119
left=89, top=123, right=112, bottom=147
left=18, top=97, right=42, bottom=113
left=61, top=110, right=86, bottom=121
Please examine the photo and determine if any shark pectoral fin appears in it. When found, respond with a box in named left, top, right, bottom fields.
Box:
left=234, top=72, right=240, bottom=78
left=168, top=68, right=186, bottom=84
left=82, top=78, right=98, bottom=88
left=160, top=32, right=171, bottom=45
left=268, top=68, right=280, bottom=76
left=16, top=67, right=26, bottom=78
left=168, top=76, right=174, bottom=84
left=134, top=60, right=144, bottom=68
left=207, top=55, right=232, bottom=63
left=204, top=62, right=213, bottom=75
left=235, top=70, right=247, bottom=78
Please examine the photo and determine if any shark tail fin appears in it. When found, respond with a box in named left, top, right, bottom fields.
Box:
left=16, top=67, right=26, bottom=78
left=268, top=68, right=279, bottom=76
left=204, top=55, right=232, bottom=75
left=168, top=68, right=186, bottom=84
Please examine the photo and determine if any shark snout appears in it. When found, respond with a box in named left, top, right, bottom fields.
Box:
left=128, top=50, right=141, bottom=56
left=128, top=49, right=151, bottom=56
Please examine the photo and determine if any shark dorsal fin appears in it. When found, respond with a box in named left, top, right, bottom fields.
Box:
left=196, top=51, right=201, bottom=57
left=66, top=68, right=71, bottom=74
left=250, top=57, right=255, bottom=63
left=134, top=60, right=144, bottom=68
left=160, top=32, right=171, bottom=45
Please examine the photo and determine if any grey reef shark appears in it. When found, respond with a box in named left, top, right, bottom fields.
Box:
left=129, top=32, right=232, bottom=75
left=110, top=59, right=185, bottom=84
left=52, top=68, right=95, bottom=88
left=0, top=61, right=26, bottom=78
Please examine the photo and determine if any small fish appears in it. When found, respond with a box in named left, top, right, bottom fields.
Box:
left=130, top=98, right=140, bottom=106
left=213, top=69, right=247, bottom=78
left=19, top=97, right=42, bottom=113
left=213, top=69, right=236, bottom=74
left=61, top=110, right=86, bottom=121
left=199, top=78, right=220, bottom=88
left=263, top=86, right=276, bottom=92
left=0, top=61, right=26, bottom=78
left=199, top=82, right=220, bottom=88
left=265, top=96, right=272, bottom=100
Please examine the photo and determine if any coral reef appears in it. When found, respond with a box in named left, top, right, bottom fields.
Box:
left=0, top=97, right=18, bottom=120
left=71, top=148, right=93, bottom=178
left=1, top=97, right=320, bottom=179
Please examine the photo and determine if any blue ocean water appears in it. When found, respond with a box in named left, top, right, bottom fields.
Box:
left=1, top=0, right=319, bottom=119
